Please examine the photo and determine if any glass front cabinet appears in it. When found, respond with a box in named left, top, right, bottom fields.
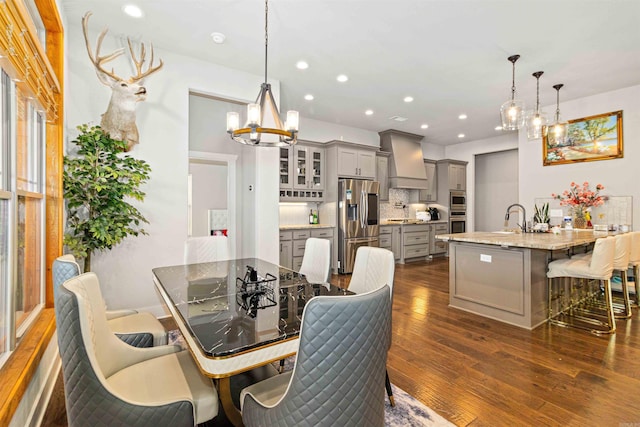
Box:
left=280, top=143, right=325, bottom=201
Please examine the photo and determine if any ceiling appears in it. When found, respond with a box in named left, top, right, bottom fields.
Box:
left=61, top=0, right=640, bottom=146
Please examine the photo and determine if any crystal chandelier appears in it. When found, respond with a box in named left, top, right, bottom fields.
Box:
left=500, top=54, right=525, bottom=130
left=526, top=71, right=547, bottom=140
left=226, top=0, right=299, bottom=146
left=549, top=84, right=568, bottom=145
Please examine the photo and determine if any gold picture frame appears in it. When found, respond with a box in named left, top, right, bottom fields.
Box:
left=543, top=110, right=623, bottom=166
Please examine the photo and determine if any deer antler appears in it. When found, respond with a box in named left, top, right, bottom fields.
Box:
left=127, top=38, right=164, bottom=83
left=82, top=12, right=125, bottom=82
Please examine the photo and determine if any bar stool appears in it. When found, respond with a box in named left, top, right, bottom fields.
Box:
left=547, top=236, right=616, bottom=334
left=574, top=233, right=632, bottom=318
left=629, top=231, right=640, bottom=306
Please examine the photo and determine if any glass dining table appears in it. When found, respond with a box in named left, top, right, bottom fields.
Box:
left=152, top=258, right=351, bottom=425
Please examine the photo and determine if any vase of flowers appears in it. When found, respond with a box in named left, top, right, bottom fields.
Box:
left=552, top=182, right=605, bottom=229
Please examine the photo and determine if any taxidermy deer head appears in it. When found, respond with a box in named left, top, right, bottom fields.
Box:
left=82, top=12, right=163, bottom=151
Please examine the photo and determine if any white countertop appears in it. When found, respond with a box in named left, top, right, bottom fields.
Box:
left=435, top=230, right=611, bottom=250
left=380, top=220, right=447, bottom=225
left=279, top=224, right=334, bottom=230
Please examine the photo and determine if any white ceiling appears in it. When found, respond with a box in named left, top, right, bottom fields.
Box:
left=62, top=0, right=640, bottom=146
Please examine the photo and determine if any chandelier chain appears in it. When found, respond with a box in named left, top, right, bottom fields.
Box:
left=264, top=0, right=268, bottom=84
left=511, top=61, right=516, bottom=101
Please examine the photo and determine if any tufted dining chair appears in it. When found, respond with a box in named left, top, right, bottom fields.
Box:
left=55, top=273, right=218, bottom=426
left=184, top=235, right=230, bottom=264
left=53, top=254, right=167, bottom=347
left=347, top=246, right=396, bottom=406
left=297, top=237, right=331, bottom=284
left=240, top=285, right=391, bottom=427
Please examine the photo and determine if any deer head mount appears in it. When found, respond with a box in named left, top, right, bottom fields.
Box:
left=82, top=12, right=163, bottom=151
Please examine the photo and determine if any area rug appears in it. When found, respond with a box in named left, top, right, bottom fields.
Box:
left=168, top=330, right=452, bottom=426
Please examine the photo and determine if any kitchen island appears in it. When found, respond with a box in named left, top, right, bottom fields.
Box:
left=435, top=230, right=607, bottom=329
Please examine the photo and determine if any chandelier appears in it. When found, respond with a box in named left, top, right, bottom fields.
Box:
left=526, top=71, right=547, bottom=140
left=500, top=54, right=525, bottom=130
left=549, top=84, right=567, bottom=145
left=226, top=0, right=299, bottom=146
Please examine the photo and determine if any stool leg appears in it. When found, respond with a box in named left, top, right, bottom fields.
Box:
left=385, top=369, right=395, bottom=407
left=602, top=279, right=616, bottom=334
left=620, top=270, right=632, bottom=318
left=635, top=265, right=640, bottom=306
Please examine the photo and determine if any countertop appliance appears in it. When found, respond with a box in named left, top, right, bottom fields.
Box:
left=338, top=179, right=380, bottom=274
left=428, top=207, right=440, bottom=220
left=416, top=211, right=431, bottom=222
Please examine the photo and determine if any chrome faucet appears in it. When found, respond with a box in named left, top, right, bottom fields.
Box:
left=505, top=204, right=527, bottom=233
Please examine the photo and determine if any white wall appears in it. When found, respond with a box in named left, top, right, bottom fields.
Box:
left=299, top=116, right=379, bottom=147
left=519, top=84, right=640, bottom=229
left=67, top=23, right=279, bottom=315
left=475, top=149, right=519, bottom=231
left=444, top=133, right=519, bottom=231
left=189, top=162, right=227, bottom=237
left=422, top=142, right=445, bottom=160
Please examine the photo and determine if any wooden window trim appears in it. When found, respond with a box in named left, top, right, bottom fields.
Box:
left=0, top=0, right=63, bottom=424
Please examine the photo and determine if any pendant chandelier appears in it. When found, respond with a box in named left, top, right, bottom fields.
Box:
left=526, top=71, right=547, bottom=140
left=550, top=84, right=568, bottom=145
left=500, top=54, right=525, bottom=130
left=226, top=0, right=299, bottom=146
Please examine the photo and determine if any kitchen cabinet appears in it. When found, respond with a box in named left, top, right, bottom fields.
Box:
left=436, top=159, right=468, bottom=197
left=279, top=227, right=334, bottom=272
left=337, top=146, right=376, bottom=179
left=293, top=145, right=325, bottom=191
left=280, top=142, right=325, bottom=202
left=379, top=225, right=401, bottom=261
left=429, top=222, right=448, bottom=255
left=376, top=153, right=390, bottom=201
left=417, top=160, right=437, bottom=202
left=401, top=224, right=429, bottom=262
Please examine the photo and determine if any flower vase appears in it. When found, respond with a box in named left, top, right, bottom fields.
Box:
left=572, top=207, right=588, bottom=229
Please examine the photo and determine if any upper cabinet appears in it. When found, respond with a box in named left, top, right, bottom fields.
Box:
left=418, top=160, right=437, bottom=202
left=436, top=159, right=468, bottom=198
left=280, top=142, right=325, bottom=201
left=293, top=145, right=325, bottom=191
left=376, top=153, right=390, bottom=201
left=337, top=146, right=376, bottom=179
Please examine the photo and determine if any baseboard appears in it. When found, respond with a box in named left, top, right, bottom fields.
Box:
left=30, top=353, right=61, bottom=427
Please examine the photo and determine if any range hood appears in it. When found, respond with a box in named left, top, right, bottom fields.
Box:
left=379, top=129, right=428, bottom=190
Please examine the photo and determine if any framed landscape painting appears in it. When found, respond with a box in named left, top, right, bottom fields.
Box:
left=543, top=110, right=623, bottom=166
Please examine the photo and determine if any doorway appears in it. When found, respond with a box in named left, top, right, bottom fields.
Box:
left=474, top=149, right=518, bottom=232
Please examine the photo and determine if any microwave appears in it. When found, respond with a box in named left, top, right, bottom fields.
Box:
left=450, top=191, right=466, bottom=209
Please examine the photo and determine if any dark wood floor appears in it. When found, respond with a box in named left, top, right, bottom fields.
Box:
left=43, top=258, right=640, bottom=426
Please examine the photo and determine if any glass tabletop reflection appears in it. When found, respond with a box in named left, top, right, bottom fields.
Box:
left=153, top=258, right=351, bottom=358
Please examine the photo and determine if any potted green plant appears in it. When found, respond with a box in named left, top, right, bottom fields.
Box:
left=63, top=124, right=151, bottom=272
left=533, top=202, right=550, bottom=225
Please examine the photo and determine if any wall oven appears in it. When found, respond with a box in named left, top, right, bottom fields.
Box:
left=450, top=191, right=466, bottom=210
left=449, top=213, right=466, bottom=234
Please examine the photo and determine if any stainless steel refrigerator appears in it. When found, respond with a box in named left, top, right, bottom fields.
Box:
left=338, top=179, right=380, bottom=274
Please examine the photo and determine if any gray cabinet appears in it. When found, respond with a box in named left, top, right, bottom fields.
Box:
left=280, top=142, right=326, bottom=201
left=418, top=160, right=437, bottom=202
left=279, top=147, right=293, bottom=189
left=401, top=224, right=430, bottom=262
left=448, top=163, right=466, bottom=191
left=379, top=225, right=401, bottom=261
left=429, top=222, right=448, bottom=255
left=337, top=146, right=376, bottom=179
left=376, top=154, right=390, bottom=201
left=279, top=228, right=334, bottom=271
left=436, top=159, right=468, bottom=201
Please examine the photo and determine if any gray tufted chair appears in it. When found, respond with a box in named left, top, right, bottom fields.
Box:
left=53, top=254, right=167, bottom=347
left=240, top=285, right=391, bottom=427
left=55, top=272, right=218, bottom=426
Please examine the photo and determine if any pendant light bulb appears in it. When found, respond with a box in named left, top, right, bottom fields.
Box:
left=526, top=71, right=548, bottom=140
left=500, top=54, right=525, bottom=130
left=549, top=84, right=567, bottom=145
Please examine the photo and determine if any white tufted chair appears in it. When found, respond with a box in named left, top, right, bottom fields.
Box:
left=347, top=246, right=396, bottom=406
left=53, top=254, right=167, bottom=347
left=297, top=238, right=331, bottom=284
left=547, top=236, right=616, bottom=334
left=184, top=235, right=230, bottom=264
left=628, top=231, right=640, bottom=306
left=55, top=273, right=218, bottom=426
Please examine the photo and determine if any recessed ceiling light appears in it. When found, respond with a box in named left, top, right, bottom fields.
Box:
left=458, top=133, right=465, bottom=138
left=495, top=126, right=503, bottom=131
left=122, top=4, right=144, bottom=18
left=296, top=61, right=309, bottom=70
left=365, top=109, right=374, bottom=116
left=403, top=96, right=414, bottom=103
left=304, top=94, right=314, bottom=101
left=210, top=32, right=226, bottom=44
left=421, top=124, right=429, bottom=129
left=458, top=114, right=467, bottom=120
left=336, top=74, right=349, bottom=82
